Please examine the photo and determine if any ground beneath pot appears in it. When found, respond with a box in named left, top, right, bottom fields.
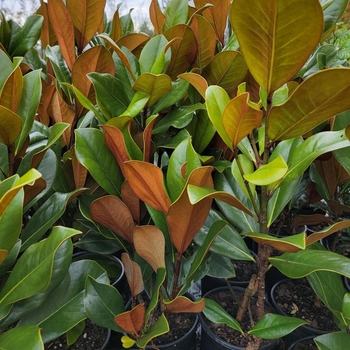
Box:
left=45, top=319, right=108, bottom=350
left=272, top=278, right=339, bottom=332
left=203, top=289, right=276, bottom=348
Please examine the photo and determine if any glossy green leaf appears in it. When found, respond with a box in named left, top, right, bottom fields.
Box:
left=307, top=268, right=346, bottom=325
left=267, top=138, right=303, bottom=226
left=0, top=240, right=73, bottom=328
left=214, top=169, right=259, bottom=233
left=245, top=232, right=306, bottom=253
left=146, top=267, right=166, bottom=321
left=153, top=79, right=189, bottom=114
left=63, top=83, right=104, bottom=123
left=270, top=248, right=350, bottom=279
left=0, top=325, right=43, bottom=350
left=230, top=0, right=323, bottom=93
left=268, top=68, right=350, bottom=141
left=202, top=51, right=247, bottom=96
left=244, top=155, right=288, bottom=188
left=0, top=169, right=41, bottom=217
left=75, top=128, right=123, bottom=196
left=163, top=0, right=188, bottom=31
left=119, top=91, right=150, bottom=118
left=0, top=106, right=22, bottom=146
left=0, top=226, right=79, bottom=307
left=88, top=72, right=130, bottom=119
left=139, top=35, right=171, bottom=74
left=98, top=33, right=137, bottom=82
left=167, top=137, right=201, bottom=201
left=24, top=149, right=58, bottom=211
left=180, top=220, right=227, bottom=294
left=15, top=70, right=42, bottom=154
left=8, top=15, right=43, bottom=57
left=206, top=254, right=236, bottom=279
left=321, top=0, right=349, bottom=37
left=46, top=46, right=73, bottom=101
left=297, top=44, right=339, bottom=79
left=205, top=85, right=231, bottom=149
left=84, top=276, right=125, bottom=333
left=20, top=260, right=109, bottom=343
left=0, top=12, right=11, bottom=54
left=20, top=189, right=83, bottom=251
left=283, top=129, right=350, bottom=187
left=343, top=293, right=350, bottom=326
left=272, top=84, right=289, bottom=106
left=136, top=313, right=169, bottom=348
left=0, top=189, right=22, bottom=264
left=195, top=209, right=252, bottom=261
left=153, top=103, right=205, bottom=134
left=133, top=73, right=172, bottom=107
left=0, top=240, right=20, bottom=277
left=232, top=154, right=255, bottom=199
left=0, top=50, right=14, bottom=93
left=248, top=313, right=307, bottom=339
left=203, top=298, right=243, bottom=334
left=191, top=109, right=216, bottom=154
left=314, top=331, right=350, bottom=349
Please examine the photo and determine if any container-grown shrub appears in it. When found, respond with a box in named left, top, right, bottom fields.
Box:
left=14, top=0, right=350, bottom=348
left=182, top=0, right=350, bottom=348
left=0, top=9, right=120, bottom=349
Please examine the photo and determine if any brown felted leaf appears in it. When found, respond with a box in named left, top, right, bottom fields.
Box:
left=167, top=166, right=213, bottom=255
left=164, top=296, right=205, bottom=313
left=91, top=196, right=135, bottom=243
left=121, top=253, right=144, bottom=298
left=114, top=304, right=145, bottom=335
left=47, top=0, right=75, bottom=70
left=149, top=0, right=166, bottom=34
left=124, top=161, right=171, bottom=213
left=134, top=226, right=165, bottom=272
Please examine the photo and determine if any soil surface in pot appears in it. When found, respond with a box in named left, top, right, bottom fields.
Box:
left=45, top=319, right=108, bottom=350
left=204, top=289, right=275, bottom=348
left=152, top=311, right=196, bottom=346
left=273, top=278, right=339, bottom=332
left=232, top=259, right=258, bottom=282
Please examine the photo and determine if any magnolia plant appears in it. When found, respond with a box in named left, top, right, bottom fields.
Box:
left=21, top=0, right=350, bottom=349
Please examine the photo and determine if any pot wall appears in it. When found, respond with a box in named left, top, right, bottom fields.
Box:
left=200, top=286, right=279, bottom=350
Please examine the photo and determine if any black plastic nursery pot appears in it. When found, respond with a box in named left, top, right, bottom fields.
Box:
left=199, top=286, right=279, bottom=350
left=112, top=292, right=200, bottom=350
left=270, top=279, right=337, bottom=348
left=45, top=321, right=111, bottom=350
left=130, top=315, right=199, bottom=350
left=287, top=335, right=316, bottom=350
left=72, top=251, right=125, bottom=288
left=201, top=251, right=258, bottom=296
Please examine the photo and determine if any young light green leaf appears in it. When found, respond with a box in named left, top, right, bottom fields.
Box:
left=243, top=156, right=288, bottom=187
left=205, top=85, right=231, bottom=149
